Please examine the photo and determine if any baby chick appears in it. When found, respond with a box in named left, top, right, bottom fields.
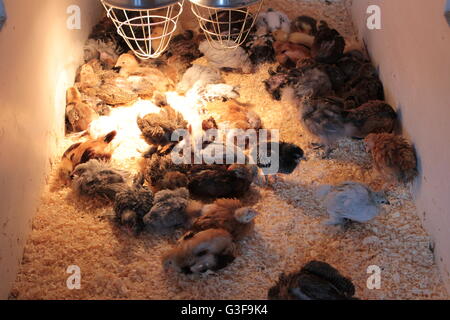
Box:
left=345, top=100, right=398, bottom=138
left=291, top=15, right=318, bottom=36
left=365, top=133, right=418, bottom=184
left=176, top=64, right=222, bottom=94
left=316, top=181, right=389, bottom=225
left=188, top=164, right=258, bottom=199
left=71, top=159, right=128, bottom=200
left=274, top=41, right=311, bottom=69
left=137, top=105, right=188, bottom=148
left=249, top=141, right=305, bottom=175
left=341, top=63, right=385, bottom=109
left=58, top=131, right=117, bottom=185
left=268, top=261, right=357, bottom=300
left=300, top=97, right=349, bottom=158
left=204, top=99, right=263, bottom=131
left=143, top=188, right=202, bottom=233
left=66, top=87, right=99, bottom=132
left=162, top=228, right=236, bottom=274
left=114, top=174, right=154, bottom=235
left=199, top=40, right=253, bottom=74
left=244, top=34, right=276, bottom=66
left=185, top=199, right=259, bottom=241
left=256, top=9, right=290, bottom=34
left=140, top=153, right=190, bottom=192
left=311, top=21, right=345, bottom=64
left=292, top=64, right=333, bottom=99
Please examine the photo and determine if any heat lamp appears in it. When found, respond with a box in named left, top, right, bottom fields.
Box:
left=101, top=0, right=184, bottom=59
left=189, top=0, right=264, bottom=49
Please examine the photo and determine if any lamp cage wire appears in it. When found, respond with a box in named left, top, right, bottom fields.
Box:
left=101, top=0, right=184, bottom=59
left=190, top=0, right=264, bottom=50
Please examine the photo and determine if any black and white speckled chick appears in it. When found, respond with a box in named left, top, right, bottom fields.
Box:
left=311, top=21, right=346, bottom=64
left=71, top=159, right=128, bottom=200
left=143, top=188, right=202, bottom=233
left=114, top=173, right=154, bottom=234
left=268, top=261, right=357, bottom=300
left=244, top=34, right=276, bottom=65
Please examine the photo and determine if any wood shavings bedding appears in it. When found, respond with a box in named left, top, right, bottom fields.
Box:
left=10, top=0, right=448, bottom=300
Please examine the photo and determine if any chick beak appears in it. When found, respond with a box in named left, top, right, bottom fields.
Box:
left=112, top=66, right=122, bottom=73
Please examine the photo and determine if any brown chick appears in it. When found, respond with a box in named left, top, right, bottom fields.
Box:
left=58, top=131, right=117, bottom=185
left=185, top=199, right=259, bottom=241
left=66, top=87, right=99, bottom=132
left=137, top=105, right=188, bottom=147
left=162, top=228, right=236, bottom=274
left=188, top=164, right=258, bottom=199
left=365, top=133, right=418, bottom=184
left=274, top=41, right=311, bottom=69
left=345, top=100, right=398, bottom=138
left=204, top=100, right=262, bottom=131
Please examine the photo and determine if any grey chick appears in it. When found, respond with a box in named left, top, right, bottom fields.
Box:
left=268, top=261, right=357, bottom=300
left=315, top=181, right=389, bottom=225
left=71, top=159, right=128, bottom=200
left=292, top=64, right=333, bottom=99
left=143, top=188, right=202, bottom=233
left=300, top=96, right=350, bottom=158
left=114, top=173, right=154, bottom=235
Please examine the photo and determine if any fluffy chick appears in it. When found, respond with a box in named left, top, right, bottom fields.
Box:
left=249, top=141, right=305, bottom=175
left=316, top=181, right=389, bottom=225
left=176, top=64, right=222, bottom=94
left=345, top=100, right=398, bottom=138
left=244, top=34, right=276, bottom=65
left=188, top=164, right=258, bottom=199
left=185, top=199, right=259, bottom=241
left=137, top=105, right=188, bottom=147
left=274, top=41, right=311, bottom=69
left=291, top=15, right=318, bottom=35
left=162, top=228, right=236, bottom=274
left=365, top=133, right=418, bottom=184
left=114, top=174, right=154, bottom=234
left=292, top=64, right=333, bottom=99
left=66, top=86, right=99, bottom=132
left=199, top=40, right=253, bottom=74
left=340, top=63, right=385, bottom=109
left=58, top=131, right=117, bottom=185
left=71, top=159, right=128, bottom=200
left=143, top=188, right=202, bottom=233
left=256, top=8, right=290, bottom=34
left=84, top=38, right=121, bottom=69
left=140, top=153, right=190, bottom=192
left=268, top=261, right=357, bottom=300
left=300, top=96, right=349, bottom=158
left=311, top=21, right=345, bottom=64
left=204, top=99, right=262, bottom=131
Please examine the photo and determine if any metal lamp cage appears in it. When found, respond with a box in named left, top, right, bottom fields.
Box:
left=101, top=0, right=184, bottom=59
left=190, top=0, right=264, bottom=49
